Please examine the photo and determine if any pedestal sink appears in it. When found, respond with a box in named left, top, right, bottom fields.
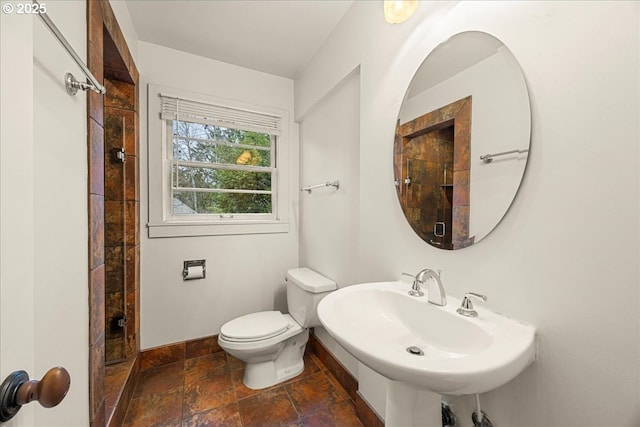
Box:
left=316, top=280, right=536, bottom=425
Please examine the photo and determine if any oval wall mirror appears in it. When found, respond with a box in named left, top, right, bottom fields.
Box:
left=394, top=31, right=531, bottom=250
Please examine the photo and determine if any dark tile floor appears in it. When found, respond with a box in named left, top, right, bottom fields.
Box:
left=123, top=349, right=364, bottom=427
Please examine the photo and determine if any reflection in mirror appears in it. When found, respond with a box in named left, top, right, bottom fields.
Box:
left=394, top=31, right=531, bottom=250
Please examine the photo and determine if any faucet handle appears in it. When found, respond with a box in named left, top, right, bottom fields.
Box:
left=457, top=292, right=488, bottom=317
left=400, top=272, right=415, bottom=282
left=464, top=292, right=487, bottom=303
left=401, top=272, right=424, bottom=297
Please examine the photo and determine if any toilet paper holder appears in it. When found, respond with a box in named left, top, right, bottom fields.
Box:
left=183, top=259, right=206, bottom=280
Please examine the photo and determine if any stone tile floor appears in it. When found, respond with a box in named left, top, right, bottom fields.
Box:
left=122, top=350, right=364, bottom=427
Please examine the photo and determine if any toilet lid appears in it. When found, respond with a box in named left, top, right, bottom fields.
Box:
left=220, top=311, right=291, bottom=342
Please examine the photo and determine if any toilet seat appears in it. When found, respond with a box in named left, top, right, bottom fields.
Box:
left=220, top=311, right=293, bottom=343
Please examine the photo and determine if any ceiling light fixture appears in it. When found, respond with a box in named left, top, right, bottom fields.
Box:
left=384, top=0, right=418, bottom=24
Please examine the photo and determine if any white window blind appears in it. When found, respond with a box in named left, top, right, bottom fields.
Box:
left=160, top=93, right=282, bottom=136
left=147, top=84, right=290, bottom=237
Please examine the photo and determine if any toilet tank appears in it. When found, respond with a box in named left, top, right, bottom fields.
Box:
left=286, top=268, right=337, bottom=327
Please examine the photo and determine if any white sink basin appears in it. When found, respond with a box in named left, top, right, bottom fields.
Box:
left=317, top=281, right=536, bottom=395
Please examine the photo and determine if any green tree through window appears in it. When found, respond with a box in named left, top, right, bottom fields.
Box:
left=171, top=120, right=274, bottom=216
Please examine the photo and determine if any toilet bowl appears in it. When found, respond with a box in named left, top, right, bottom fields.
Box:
left=218, top=268, right=336, bottom=389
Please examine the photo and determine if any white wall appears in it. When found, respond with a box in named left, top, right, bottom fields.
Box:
left=297, top=67, right=376, bottom=412
left=299, top=69, right=361, bottom=286
left=138, top=42, right=299, bottom=349
left=1, top=2, right=90, bottom=426
left=296, top=1, right=640, bottom=425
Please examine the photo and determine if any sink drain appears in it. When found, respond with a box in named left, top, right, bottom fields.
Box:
left=406, top=346, right=424, bottom=355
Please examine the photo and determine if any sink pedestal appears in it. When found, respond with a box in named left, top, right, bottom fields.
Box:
left=385, top=381, right=441, bottom=427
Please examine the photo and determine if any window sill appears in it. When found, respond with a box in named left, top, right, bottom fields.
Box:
left=147, top=220, right=290, bottom=238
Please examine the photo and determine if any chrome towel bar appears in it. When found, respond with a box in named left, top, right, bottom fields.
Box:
left=480, top=148, right=529, bottom=163
left=35, top=1, right=106, bottom=95
left=300, top=180, right=340, bottom=193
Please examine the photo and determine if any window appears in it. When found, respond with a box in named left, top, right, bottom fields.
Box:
left=169, top=119, right=276, bottom=218
left=148, top=85, right=290, bottom=237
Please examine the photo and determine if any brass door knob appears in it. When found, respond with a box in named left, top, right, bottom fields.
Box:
left=0, top=367, right=70, bottom=422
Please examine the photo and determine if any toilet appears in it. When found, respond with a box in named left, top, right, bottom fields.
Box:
left=217, top=267, right=337, bottom=389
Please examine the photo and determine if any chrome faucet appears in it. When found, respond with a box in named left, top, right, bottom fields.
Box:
left=410, top=268, right=447, bottom=306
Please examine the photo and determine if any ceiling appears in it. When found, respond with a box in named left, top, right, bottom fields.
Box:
left=125, top=0, right=354, bottom=79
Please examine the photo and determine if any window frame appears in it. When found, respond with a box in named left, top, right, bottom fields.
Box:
left=147, top=84, right=290, bottom=238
